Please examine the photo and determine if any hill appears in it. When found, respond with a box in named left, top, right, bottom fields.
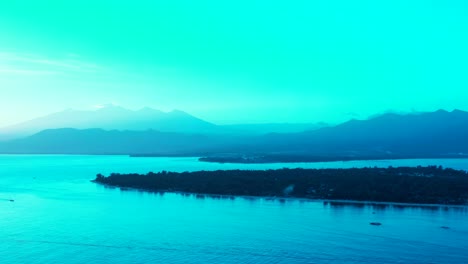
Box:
left=0, top=106, right=219, bottom=140
left=1, top=109, right=468, bottom=159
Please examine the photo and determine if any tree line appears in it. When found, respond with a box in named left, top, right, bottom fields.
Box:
left=93, top=166, right=468, bottom=205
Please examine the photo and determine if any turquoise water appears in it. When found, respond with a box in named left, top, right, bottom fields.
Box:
left=1, top=155, right=467, bottom=263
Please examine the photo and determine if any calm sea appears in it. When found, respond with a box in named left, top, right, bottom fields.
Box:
left=0, top=155, right=467, bottom=263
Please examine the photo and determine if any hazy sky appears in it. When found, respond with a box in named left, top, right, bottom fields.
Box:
left=1, top=0, right=467, bottom=126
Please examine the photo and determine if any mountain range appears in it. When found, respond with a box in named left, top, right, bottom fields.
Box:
left=0, top=106, right=324, bottom=140
left=255, top=109, right=468, bottom=157
left=0, top=109, right=467, bottom=159
left=0, top=106, right=217, bottom=140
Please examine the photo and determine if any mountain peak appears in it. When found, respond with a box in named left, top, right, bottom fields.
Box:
left=434, top=109, right=449, bottom=114
left=95, top=104, right=129, bottom=112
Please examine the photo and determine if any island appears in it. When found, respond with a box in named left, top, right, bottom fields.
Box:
left=198, top=154, right=468, bottom=164
left=92, top=166, right=468, bottom=205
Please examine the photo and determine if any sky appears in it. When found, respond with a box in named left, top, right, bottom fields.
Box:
left=0, top=0, right=467, bottom=126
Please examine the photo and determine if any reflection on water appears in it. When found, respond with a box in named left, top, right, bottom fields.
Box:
left=324, top=201, right=468, bottom=213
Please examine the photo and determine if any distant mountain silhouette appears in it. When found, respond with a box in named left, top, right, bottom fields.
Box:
left=255, top=109, right=468, bottom=157
left=0, top=106, right=326, bottom=140
left=0, top=128, right=232, bottom=155
left=1, top=109, right=467, bottom=158
left=220, top=122, right=328, bottom=135
left=0, top=106, right=219, bottom=140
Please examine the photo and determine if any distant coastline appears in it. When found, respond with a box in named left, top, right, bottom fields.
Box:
left=92, top=166, right=468, bottom=205
left=197, top=154, right=468, bottom=164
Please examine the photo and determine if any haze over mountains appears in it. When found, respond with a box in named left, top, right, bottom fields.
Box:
left=255, top=109, right=468, bottom=157
left=0, top=105, right=324, bottom=140
left=0, top=106, right=218, bottom=140
left=0, top=109, right=467, bottom=160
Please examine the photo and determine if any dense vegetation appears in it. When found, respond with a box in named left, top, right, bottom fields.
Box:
left=93, top=166, right=468, bottom=205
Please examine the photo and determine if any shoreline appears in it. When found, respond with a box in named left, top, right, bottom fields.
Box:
left=198, top=155, right=468, bottom=164
left=94, top=182, right=468, bottom=208
left=92, top=166, right=468, bottom=206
